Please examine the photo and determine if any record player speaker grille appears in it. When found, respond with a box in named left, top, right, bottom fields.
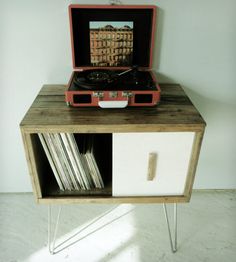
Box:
left=73, top=94, right=92, bottom=104
left=134, top=94, right=153, bottom=104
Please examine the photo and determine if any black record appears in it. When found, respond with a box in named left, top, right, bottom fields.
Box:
left=74, top=69, right=115, bottom=90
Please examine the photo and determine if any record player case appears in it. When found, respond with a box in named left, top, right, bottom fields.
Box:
left=65, top=5, right=161, bottom=108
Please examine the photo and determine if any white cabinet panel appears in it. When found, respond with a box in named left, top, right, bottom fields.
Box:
left=113, top=132, right=195, bottom=196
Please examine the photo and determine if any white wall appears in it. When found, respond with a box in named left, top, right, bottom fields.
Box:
left=0, top=0, right=235, bottom=192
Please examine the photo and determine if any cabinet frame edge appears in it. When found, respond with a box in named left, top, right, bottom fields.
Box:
left=20, top=129, right=43, bottom=200
left=183, top=130, right=205, bottom=199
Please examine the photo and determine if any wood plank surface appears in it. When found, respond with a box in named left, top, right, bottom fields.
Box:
left=20, top=84, right=206, bottom=133
left=37, top=195, right=189, bottom=204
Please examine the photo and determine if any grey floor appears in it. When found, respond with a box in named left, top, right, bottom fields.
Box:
left=0, top=191, right=235, bottom=262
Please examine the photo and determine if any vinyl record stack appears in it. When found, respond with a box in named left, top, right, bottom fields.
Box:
left=38, top=133, right=104, bottom=191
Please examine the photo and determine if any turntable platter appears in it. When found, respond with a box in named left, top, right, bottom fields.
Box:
left=74, top=69, right=115, bottom=89
left=87, top=70, right=111, bottom=83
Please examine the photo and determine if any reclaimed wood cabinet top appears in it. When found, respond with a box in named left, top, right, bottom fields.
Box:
left=20, top=84, right=206, bottom=133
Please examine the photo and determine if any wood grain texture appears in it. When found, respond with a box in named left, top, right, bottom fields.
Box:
left=37, top=195, right=189, bottom=204
left=147, top=153, right=157, bottom=181
left=20, top=132, right=42, bottom=199
left=184, top=131, right=205, bottom=200
left=20, top=84, right=206, bottom=133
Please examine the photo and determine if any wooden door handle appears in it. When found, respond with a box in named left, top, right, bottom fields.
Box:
left=147, top=152, right=158, bottom=181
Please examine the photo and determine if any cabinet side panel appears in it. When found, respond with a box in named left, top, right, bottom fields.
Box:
left=21, top=131, right=42, bottom=199
left=113, top=132, right=195, bottom=197
left=184, top=131, right=205, bottom=199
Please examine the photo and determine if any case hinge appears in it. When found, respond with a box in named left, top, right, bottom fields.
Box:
left=109, top=0, right=122, bottom=5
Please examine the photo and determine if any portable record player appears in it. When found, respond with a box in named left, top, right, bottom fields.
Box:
left=65, top=4, right=161, bottom=108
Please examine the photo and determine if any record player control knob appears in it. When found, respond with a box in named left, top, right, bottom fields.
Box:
left=122, top=91, right=133, bottom=98
left=109, top=91, right=118, bottom=98
left=93, top=92, right=104, bottom=98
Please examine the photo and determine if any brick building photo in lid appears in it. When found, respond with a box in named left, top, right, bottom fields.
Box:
left=89, top=21, right=133, bottom=66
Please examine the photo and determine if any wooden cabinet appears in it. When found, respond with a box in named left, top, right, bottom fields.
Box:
left=20, top=84, right=205, bottom=204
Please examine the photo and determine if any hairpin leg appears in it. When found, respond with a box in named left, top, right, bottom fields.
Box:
left=47, top=204, right=178, bottom=254
left=46, top=205, right=120, bottom=254
left=163, top=203, right=177, bottom=253
left=48, top=205, right=62, bottom=255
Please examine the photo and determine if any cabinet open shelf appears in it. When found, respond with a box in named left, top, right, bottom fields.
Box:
left=20, top=84, right=206, bottom=204
left=29, top=133, right=112, bottom=198
left=43, top=182, right=112, bottom=198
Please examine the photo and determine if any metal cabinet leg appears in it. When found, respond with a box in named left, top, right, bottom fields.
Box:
left=47, top=204, right=178, bottom=255
left=47, top=205, right=118, bottom=255
left=163, top=203, right=177, bottom=253
left=48, top=205, right=62, bottom=255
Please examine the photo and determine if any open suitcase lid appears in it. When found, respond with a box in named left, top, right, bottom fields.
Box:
left=69, top=5, right=157, bottom=70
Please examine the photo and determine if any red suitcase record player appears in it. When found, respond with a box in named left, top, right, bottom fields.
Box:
left=65, top=4, right=161, bottom=108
